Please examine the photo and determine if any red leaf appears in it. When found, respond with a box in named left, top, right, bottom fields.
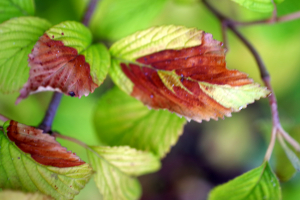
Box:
left=16, top=34, right=97, bottom=103
left=119, top=33, right=264, bottom=122
left=6, top=120, right=85, bottom=168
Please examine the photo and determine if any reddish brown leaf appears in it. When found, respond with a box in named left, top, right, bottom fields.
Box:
left=6, top=120, right=85, bottom=168
left=116, top=32, right=267, bottom=122
left=16, top=34, right=97, bottom=103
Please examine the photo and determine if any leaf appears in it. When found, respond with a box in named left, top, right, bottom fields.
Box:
left=0, top=190, right=53, bottom=200
left=89, top=0, right=167, bottom=41
left=17, top=21, right=110, bottom=103
left=0, top=17, right=52, bottom=94
left=0, top=123, right=93, bottom=200
left=230, top=0, right=284, bottom=13
left=109, top=25, right=270, bottom=122
left=94, top=87, right=186, bottom=158
left=90, top=146, right=160, bottom=176
left=0, top=0, right=35, bottom=23
left=209, top=162, right=281, bottom=200
left=87, top=148, right=141, bottom=200
left=3, top=120, right=86, bottom=167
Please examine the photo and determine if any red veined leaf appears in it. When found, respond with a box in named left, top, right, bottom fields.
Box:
left=4, top=120, right=85, bottom=168
left=16, top=21, right=110, bottom=104
left=109, top=26, right=270, bottom=122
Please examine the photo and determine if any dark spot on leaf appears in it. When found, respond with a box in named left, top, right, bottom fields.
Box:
left=61, top=32, right=64, bottom=35
left=69, top=91, right=75, bottom=97
left=52, top=35, right=54, bottom=39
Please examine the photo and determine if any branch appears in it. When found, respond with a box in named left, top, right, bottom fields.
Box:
left=0, top=113, right=9, bottom=122
left=39, top=92, right=62, bottom=133
left=202, top=0, right=300, bottom=161
left=82, top=0, right=99, bottom=26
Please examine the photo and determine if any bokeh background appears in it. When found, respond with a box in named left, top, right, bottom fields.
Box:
left=0, top=0, right=300, bottom=199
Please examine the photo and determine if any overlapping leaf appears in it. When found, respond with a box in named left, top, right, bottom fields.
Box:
left=90, top=146, right=160, bottom=176
left=94, top=87, right=186, bottom=158
left=0, top=0, right=35, bottom=23
left=0, top=190, right=53, bottom=200
left=0, top=123, right=93, bottom=200
left=17, top=21, right=110, bottom=103
left=230, top=0, right=284, bottom=13
left=87, top=147, right=141, bottom=200
left=209, top=162, right=281, bottom=200
left=0, top=17, right=51, bottom=94
left=109, top=25, right=270, bottom=122
left=89, top=0, right=167, bottom=41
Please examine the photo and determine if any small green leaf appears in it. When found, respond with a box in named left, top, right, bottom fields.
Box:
left=94, top=87, right=186, bottom=158
left=0, top=0, right=35, bottom=23
left=0, top=190, right=53, bottom=200
left=278, top=135, right=300, bottom=172
left=0, top=129, right=93, bottom=200
left=0, top=17, right=52, bottom=94
left=90, top=146, right=160, bottom=176
left=89, top=0, right=167, bottom=41
left=209, top=162, right=281, bottom=200
left=231, top=0, right=284, bottom=13
left=87, top=148, right=141, bottom=200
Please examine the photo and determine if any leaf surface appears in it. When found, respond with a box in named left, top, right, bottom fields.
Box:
left=0, top=190, right=53, bottom=200
left=17, top=21, right=110, bottom=103
left=0, top=124, right=93, bottom=200
left=209, top=162, right=281, bottom=200
left=231, top=0, right=284, bottom=13
left=89, top=0, right=167, bottom=41
left=109, top=25, right=270, bottom=122
left=87, top=148, right=141, bottom=200
left=90, top=146, right=160, bottom=176
left=0, top=17, right=51, bottom=94
left=94, top=87, right=186, bottom=158
left=0, top=0, right=35, bottom=23
left=3, top=120, right=85, bottom=167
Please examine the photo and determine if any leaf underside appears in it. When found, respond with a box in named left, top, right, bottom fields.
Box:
left=110, top=25, right=270, bottom=122
left=87, top=148, right=141, bottom=200
left=94, top=87, right=186, bottom=158
left=0, top=128, right=93, bottom=200
left=209, top=162, right=281, bottom=200
left=4, top=120, right=85, bottom=167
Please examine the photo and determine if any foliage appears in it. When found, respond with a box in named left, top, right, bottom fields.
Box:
left=0, top=0, right=300, bottom=199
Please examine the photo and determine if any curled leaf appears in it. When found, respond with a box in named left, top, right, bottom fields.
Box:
left=17, top=21, right=110, bottom=103
left=0, top=126, right=93, bottom=200
left=4, top=120, right=85, bottom=167
left=109, top=25, right=270, bottom=122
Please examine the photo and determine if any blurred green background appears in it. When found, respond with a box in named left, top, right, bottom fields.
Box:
left=0, top=0, right=300, bottom=199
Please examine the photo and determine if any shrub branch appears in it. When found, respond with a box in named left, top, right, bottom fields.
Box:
left=202, top=0, right=300, bottom=161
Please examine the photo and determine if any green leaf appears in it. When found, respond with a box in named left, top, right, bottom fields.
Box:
left=0, top=190, right=53, bottom=200
left=0, top=0, right=35, bottom=23
left=93, top=87, right=186, bottom=158
left=209, top=162, right=281, bottom=200
left=0, top=129, right=93, bottom=200
left=87, top=148, right=141, bottom=200
left=231, top=0, right=284, bottom=13
left=89, top=0, right=167, bottom=41
left=0, top=17, right=52, bottom=94
left=90, top=146, right=160, bottom=176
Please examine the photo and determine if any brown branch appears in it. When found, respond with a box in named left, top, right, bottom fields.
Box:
left=82, top=0, right=99, bottom=27
left=202, top=0, right=300, bottom=161
left=0, top=113, right=9, bottom=122
left=53, top=132, right=89, bottom=148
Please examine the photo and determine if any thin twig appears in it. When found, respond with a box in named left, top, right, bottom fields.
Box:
left=39, top=92, right=63, bottom=133
left=221, top=20, right=229, bottom=52
left=82, top=0, right=99, bottom=26
left=269, top=0, right=278, bottom=23
left=0, top=114, right=9, bottom=122
left=53, top=132, right=89, bottom=148
left=264, top=127, right=277, bottom=161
